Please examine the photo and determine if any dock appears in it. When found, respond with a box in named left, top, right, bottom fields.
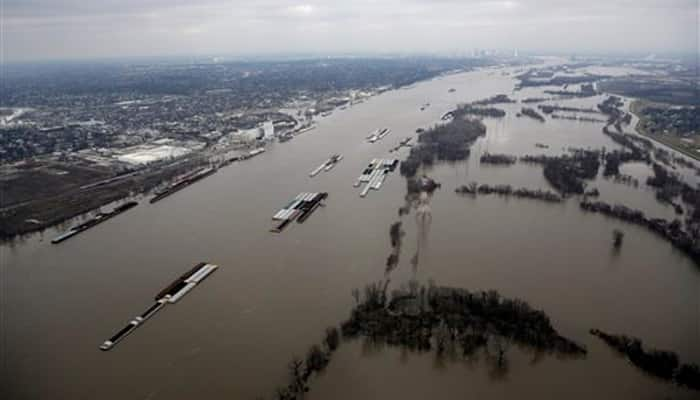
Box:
left=99, top=262, right=218, bottom=351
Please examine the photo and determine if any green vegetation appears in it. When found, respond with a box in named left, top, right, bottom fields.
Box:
left=400, top=117, right=486, bottom=177
left=590, top=329, right=699, bottom=390
left=631, top=100, right=700, bottom=161
left=472, top=94, right=516, bottom=105
left=646, top=163, right=685, bottom=213
left=262, top=281, right=590, bottom=399
left=386, top=221, right=405, bottom=273
left=456, top=183, right=562, bottom=203
left=521, top=97, right=550, bottom=103
left=518, top=107, right=546, bottom=122
left=269, top=327, right=341, bottom=400
left=599, top=77, right=699, bottom=106
left=454, top=105, right=506, bottom=118
left=550, top=114, right=606, bottom=123
left=636, top=104, right=698, bottom=136
left=480, top=152, right=517, bottom=165
left=544, top=83, right=596, bottom=98
left=342, top=282, right=587, bottom=357
left=595, top=96, right=654, bottom=179
left=542, top=150, right=600, bottom=195
left=538, top=104, right=600, bottom=114
left=519, top=150, right=602, bottom=195
left=516, top=71, right=605, bottom=89
left=580, top=200, right=700, bottom=265
left=612, top=229, right=624, bottom=249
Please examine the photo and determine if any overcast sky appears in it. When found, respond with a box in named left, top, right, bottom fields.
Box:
left=3, top=0, right=698, bottom=61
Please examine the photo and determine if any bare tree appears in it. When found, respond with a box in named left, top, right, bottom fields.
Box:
left=323, top=327, right=340, bottom=352
left=288, top=356, right=306, bottom=395
left=613, top=229, right=624, bottom=249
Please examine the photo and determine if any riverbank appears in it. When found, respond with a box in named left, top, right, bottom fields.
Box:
left=0, top=157, right=207, bottom=240
left=629, top=100, right=700, bottom=162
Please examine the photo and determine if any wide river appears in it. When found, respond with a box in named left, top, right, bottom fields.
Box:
left=3, top=63, right=699, bottom=399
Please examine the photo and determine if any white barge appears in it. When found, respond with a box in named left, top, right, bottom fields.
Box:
left=309, top=154, right=343, bottom=177
left=270, top=192, right=329, bottom=232
left=99, top=262, right=218, bottom=351
left=366, top=128, right=390, bottom=143
left=353, top=158, right=399, bottom=198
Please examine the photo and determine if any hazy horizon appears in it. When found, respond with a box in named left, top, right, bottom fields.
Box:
left=3, top=0, right=699, bottom=62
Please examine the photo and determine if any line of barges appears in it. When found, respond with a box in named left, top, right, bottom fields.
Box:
left=309, top=154, right=343, bottom=177
left=51, top=201, right=139, bottom=244
left=389, top=137, right=413, bottom=152
left=366, top=128, right=391, bottom=143
left=271, top=192, right=328, bottom=232
left=149, top=166, right=217, bottom=204
left=353, top=158, right=398, bottom=197
left=99, top=262, right=218, bottom=351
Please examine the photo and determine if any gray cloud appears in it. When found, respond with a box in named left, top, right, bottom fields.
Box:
left=3, top=0, right=698, bottom=61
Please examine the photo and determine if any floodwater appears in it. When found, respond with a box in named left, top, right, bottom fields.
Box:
left=2, top=63, right=699, bottom=400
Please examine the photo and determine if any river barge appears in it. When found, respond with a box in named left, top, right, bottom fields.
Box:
left=51, top=201, right=138, bottom=244
left=309, top=154, right=343, bottom=177
left=354, top=158, right=398, bottom=198
left=389, top=137, right=413, bottom=152
left=366, top=128, right=390, bottom=143
left=271, top=192, right=328, bottom=232
left=294, top=125, right=316, bottom=135
left=149, top=166, right=217, bottom=204
left=248, top=148, right=265, bottom=157
left=99, top=262, right=218, bottom=351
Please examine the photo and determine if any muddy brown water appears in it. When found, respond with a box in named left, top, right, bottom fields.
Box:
left=2, top=63, right=699, bottom=399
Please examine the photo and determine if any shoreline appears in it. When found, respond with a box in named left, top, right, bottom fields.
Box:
left=0, top=156, right=208, bottom=242
left=629, top=99, right=700, bottom=162
left=0, top=70, right=460, bottom=244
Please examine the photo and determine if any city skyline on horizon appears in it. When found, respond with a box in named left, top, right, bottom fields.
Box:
left=3, top=0, right=698, bottom=62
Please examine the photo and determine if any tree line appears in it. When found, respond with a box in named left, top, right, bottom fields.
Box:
left=590, top=329, right=699, bottom=390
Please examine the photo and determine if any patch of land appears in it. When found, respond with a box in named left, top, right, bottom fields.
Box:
left=0, top=162, right=111, bottom=208
left=0, top=157, right=206, bottom=239
left=630, top=100, right=700, bottom=161
left=599, top=77, right=699, bottom=106
left=400, top=116, right=486, bottom=178
left=264, top=282, right=587, bottom=400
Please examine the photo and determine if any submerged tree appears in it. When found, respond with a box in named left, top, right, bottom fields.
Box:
left=324, top=327, right=340, bottom=352
left=613, top=229, right=625, bottom=249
